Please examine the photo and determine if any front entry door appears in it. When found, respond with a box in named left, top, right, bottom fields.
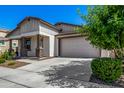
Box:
left=24, top=38, right=31, bottom=56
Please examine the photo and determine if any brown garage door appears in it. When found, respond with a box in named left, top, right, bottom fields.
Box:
left=59, top=37, right=100, bottom=58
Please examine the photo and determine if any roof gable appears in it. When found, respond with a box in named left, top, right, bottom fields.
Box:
left=0, top=29, right=9, bottom=33
left=7, top=16, right=60, bottom=37
left=18, top=16, right=60, bottom=31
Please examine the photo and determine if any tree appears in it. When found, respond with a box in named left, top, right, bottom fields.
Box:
left=76, top=6, right=124, bottom=58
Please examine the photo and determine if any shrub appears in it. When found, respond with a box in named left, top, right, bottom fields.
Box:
left=7, top=61, right=16, bottom=66
left=0, top=58, right=5, bottom=64
left=1, top=51, right=15, bottom=60
left=1, top=51, right=10, bottom=60
left=91, top=58, right=122, bottom=83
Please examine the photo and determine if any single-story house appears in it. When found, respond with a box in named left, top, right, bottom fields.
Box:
left=6, top=16, right=113, bottom=58
left=0, top=29, right=18, bottom=54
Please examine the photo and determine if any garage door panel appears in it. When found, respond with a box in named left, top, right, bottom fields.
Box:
left=60, top=37, right=100, bottom=58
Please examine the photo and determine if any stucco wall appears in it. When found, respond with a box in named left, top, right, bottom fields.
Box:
left=0, top=32, right=9, bottom=54
left=39, top=23, right=58, bottom=36
left=0, top=31, right=18, bottom=54
left=0, top=41, right=9, bottom=54
left=0, top=40, right=17, bottom=54
left=43, top=36, right=49, bottom=57
left=54, top=37, right=59, bottom=56
left=0, top=32, right=7, bottom=37
left=49, top=36, right=55, bottom=57
left=55, top=24, right=76, bottom=33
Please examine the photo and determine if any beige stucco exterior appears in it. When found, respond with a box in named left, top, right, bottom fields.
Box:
left=0, top=31, right=7, bottom=37
left=0, top=41, right=9, bottom=54
left=0, top=30, right=18, bottom=54
left=0, top=31, right=9, bottom=54
left=43, top=36, right=49, bottom=57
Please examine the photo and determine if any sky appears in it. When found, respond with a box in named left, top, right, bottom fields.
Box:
left=0, top=5, right=88, bottom=30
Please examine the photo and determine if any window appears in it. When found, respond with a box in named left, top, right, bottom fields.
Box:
left=12, top=43, right=16, bottom=47
left=0, top=40, right=5, bottom=46
left=24, top=38, right=31, bottom=51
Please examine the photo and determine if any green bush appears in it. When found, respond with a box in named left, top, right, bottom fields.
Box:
left=1, top=51, right=10, bottom=60
left=1, top=51, right=15, bottom=60
left=0, top=58, right=5, bottom=64
left=91, top=58, right=122, bottom=83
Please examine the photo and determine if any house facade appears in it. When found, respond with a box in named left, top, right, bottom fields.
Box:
left=6, top=16, right=112, bottom=58
left=0, top=29, right=18, bottom=54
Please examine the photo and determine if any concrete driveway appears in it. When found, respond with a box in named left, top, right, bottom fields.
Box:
left=0, top=57, right=115, bottom=88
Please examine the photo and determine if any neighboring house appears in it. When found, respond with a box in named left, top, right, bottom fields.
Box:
left=0, top=29, right=10, bottom=54
left=0, top=29, right=18, bottom=54
left=6, top=16, right=111, bottom=58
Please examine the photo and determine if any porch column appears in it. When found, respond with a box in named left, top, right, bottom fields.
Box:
left=49, top=36, right=55, bottom=57
left=9, top=39, right=13, bottom=53
left=36, top=34, right=43, bottom=58
left=20, top=37, right=25, bottom=57
left=17, top=39, right=21, bottom=57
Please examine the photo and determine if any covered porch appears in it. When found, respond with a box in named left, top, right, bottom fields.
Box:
left=9, top=34, right=55, bottom=58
